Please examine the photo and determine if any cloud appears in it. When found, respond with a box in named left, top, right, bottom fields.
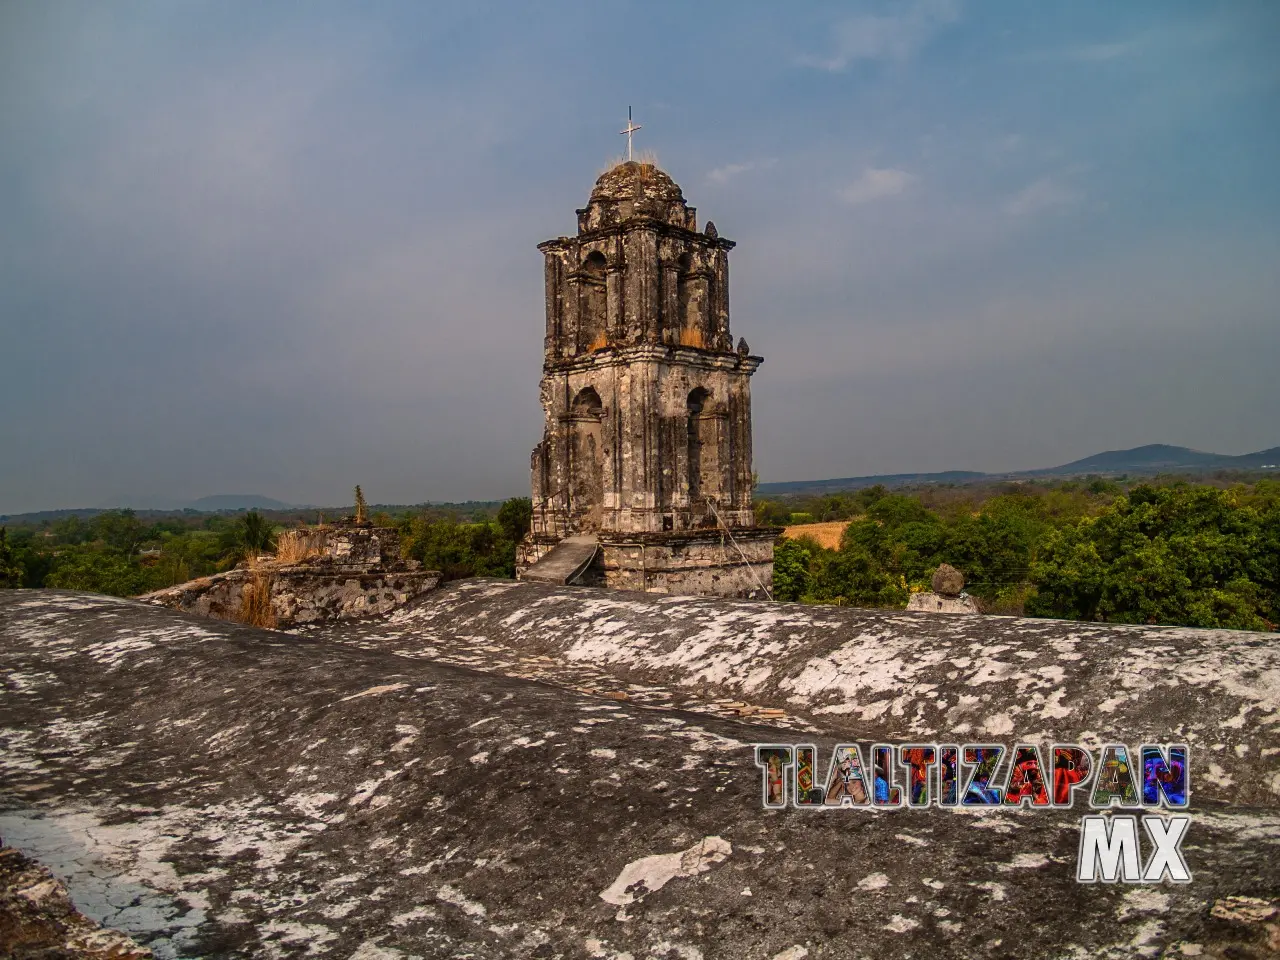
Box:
left=839, top=167, right=914, bottom=205
left=1004, top=176, right=1083, bottom=217
left=799, top=0, right=961, bottom=71
left=707, top=158, right=777, bottom=184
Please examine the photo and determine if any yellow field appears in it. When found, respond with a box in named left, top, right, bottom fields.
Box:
left=781, top=521, right=848, bottom=550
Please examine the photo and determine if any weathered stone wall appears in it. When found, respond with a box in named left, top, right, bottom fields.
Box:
left=906, top=591, right=981, bottom=613
left=134, top=563, right=435, bottom=632
left=140, top=565, right=439, bottom=628
left=140, top=521, right=438, bottom=627
left=599, top=530, right=777, bottom=598
left=322, top=521, right=400, bottom=566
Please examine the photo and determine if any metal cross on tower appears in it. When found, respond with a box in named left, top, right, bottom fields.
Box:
left=619, top=106, right=642, bottom=162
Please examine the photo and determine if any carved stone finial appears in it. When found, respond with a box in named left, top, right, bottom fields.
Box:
left=737, top=337, right=750, bottom=356
left=705, top=220, right=718, bottom=239
left=932, top=563, right=964, bottom=597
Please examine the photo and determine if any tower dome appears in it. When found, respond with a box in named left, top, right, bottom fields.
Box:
left=578, top=160, right=696, bottom=232
left=589, top=161, right=685, bottom=204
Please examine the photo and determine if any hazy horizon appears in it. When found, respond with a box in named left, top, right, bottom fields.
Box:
left=5, top=439, right=1279, bottom=515
left=3, top=1, right=1278, bottom=514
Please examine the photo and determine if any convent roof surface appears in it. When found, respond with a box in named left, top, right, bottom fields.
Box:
left=2, top=586, right=1278, bottom=958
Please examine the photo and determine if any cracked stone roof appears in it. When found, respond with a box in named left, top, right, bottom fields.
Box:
left=2, top=586, right=1279, bottom=959
left=589, top=162, right=686, bottom=207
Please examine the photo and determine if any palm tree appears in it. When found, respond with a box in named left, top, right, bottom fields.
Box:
left=235, top=510, right=275, bottom=562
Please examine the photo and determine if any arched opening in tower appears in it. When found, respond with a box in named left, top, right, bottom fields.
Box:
left=580, top=251, right=608, bottom=352
left=569, top=385, right=605, bottom=529
left=687, top=387, right=710, bottom=505
left=676, top=253, right=708, bottom=349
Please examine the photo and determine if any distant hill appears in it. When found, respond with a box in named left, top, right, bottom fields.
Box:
left=758, top=471, right=986, bottom=497
left=2, top=494, right=295, bottom=521
left=758, top=444, right=1280, bottom=497
left=1025, top=444, right=1233, bottom=476
left=184, top=494, right=292, bottom=511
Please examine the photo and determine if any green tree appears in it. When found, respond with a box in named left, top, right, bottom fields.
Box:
left=805, top=542, right=907, bottom=607
left=219, top=510, right=276, bottom=563
left=942, top=498, right=1042, bottom=602
left=90, top=509, right=147, bottom=558
left=754, top=499, right=791, bottom=527
left=50, top=515, right=89, bottom=545
left=771, top=536, right=813, bottom=602
left=496, top=497, right=533, bottom=544
left=0, top=528, right=25, bottom=588
left=45, top=546, right=154, bottom=597
left=1027, top=485, right=1274, bottom=629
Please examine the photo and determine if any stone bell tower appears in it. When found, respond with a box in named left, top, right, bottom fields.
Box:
left=516, top=160, right=778, bottom=597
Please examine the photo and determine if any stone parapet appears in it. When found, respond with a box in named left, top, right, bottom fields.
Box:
left=139, top=565, right=439, bottom=628
left=139, top=520, right=438, bottom=627
left=906, top=591, right=981, bottom=614
left=597, top=528, right=779, bottom=598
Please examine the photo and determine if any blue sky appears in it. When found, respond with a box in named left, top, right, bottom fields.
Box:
left=2, top=1, right=1278, bottom=511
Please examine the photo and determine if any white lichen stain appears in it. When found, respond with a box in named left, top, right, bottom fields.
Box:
left=339, top=682, right=409, bottom=702
left=884, top=914, right=920, bottom=933
left=599, top=836, right=731, bottom=906
left=857, top=872, right=889, bottom=891
left=436, top=883, right=487, bottom=918
left=977, top=881, right=1006, bottom=901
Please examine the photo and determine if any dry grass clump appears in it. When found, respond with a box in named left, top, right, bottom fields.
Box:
left=782, top=521, right=848, bottom=550
left=238, top=572, right=277, bottom=629
left=276, top=529, right=324, bottom=565
left=600, top=150, right=661, bottom=176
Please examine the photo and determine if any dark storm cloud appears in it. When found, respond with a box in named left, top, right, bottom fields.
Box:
left=2, top=1, right=1278, bottom=512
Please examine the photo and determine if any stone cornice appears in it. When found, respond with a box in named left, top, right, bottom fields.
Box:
left=597, top=527, right=782, bottom=546
left=540, top=219, right=735, bottom=253
left=544, top=344, right=763, bottom=375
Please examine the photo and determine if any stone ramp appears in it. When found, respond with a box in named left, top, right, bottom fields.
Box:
left=518, top=534, right=599, bottom=584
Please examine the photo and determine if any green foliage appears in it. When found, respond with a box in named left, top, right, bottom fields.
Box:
left=0, top=528, right=25, bottom=588
left=803, top=542, right=908, bottom=607
left=219, top=510, right=276, bottom=563
left=50, top=515, right=89, bottom=545
left=496, top=497, right=533, bottom=544
left=771, top=479, right=1279, bottom=630
left=1026, top=484, right=1278, bottom=629
left=753, top=499, right=791, bottom=527
left=402, top=508, right=522, bottom=581
left=90, top=509, right=147, bottom=558
left=152, top=531, right=224, bottom=587
left=45, top=546, right=158, bottom=596
left=771, top=536, right=812, bottom=602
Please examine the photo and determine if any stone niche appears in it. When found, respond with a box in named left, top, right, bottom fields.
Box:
left=140, top=521, right=439, bottom=628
